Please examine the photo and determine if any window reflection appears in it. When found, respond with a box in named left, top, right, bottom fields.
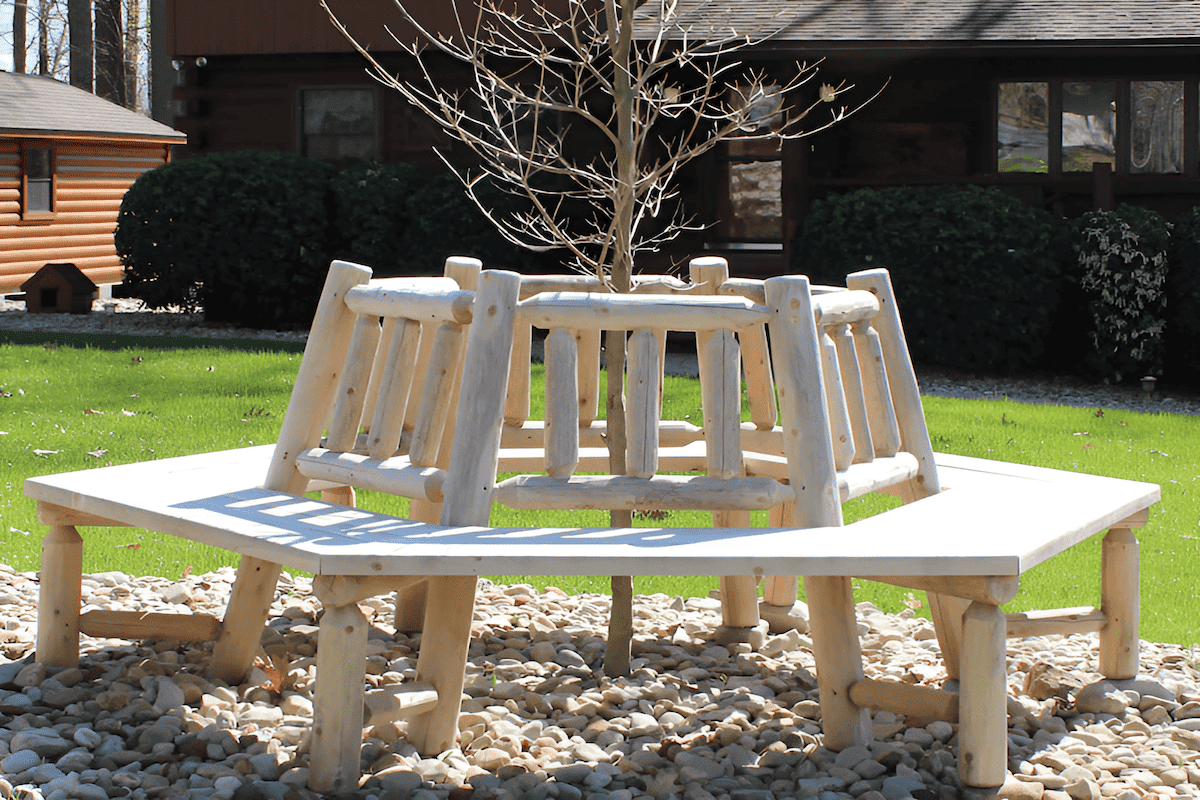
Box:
left=998, top=82, right=1048, bottom=173
left=1131, top=81, right=1183, bottom=174
left=301, top=88, right=378, bottom=163
left=1062, top=82, right=1115, bottom=172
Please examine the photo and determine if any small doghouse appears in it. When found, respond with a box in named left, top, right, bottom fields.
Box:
left=21, top=263, right=97, bottom=314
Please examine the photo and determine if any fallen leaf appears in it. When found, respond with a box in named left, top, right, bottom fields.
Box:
left=32, top=449, right=61, bottom=456
left=84, top=408, right=104, bottom=415
left=120, top=409, right=135, bottom=417
left=129, top=357, right=143, bottom=364
left=87, top=449, right=108, bottom=458
left=0, top=431, right=7, bottom=435
left=42, top=343, right=59, bottom=350
left=1094, top=408, right=1105, bottom=417
left=116, top=543, right=140, bottom=550
left=9, top=527, right=29, bottom=536
left=206, top=366, right=215, bottom=372
left=1083, top=445, right=1095, bottom=450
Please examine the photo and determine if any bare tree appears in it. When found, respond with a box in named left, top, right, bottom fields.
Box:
left=327, top=0, right=862, bottom=674
left=38, top=0, right=69, bottom=78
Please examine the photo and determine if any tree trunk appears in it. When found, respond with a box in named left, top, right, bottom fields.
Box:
left=13, top=0, right=27, bottom=73
left=68, top=0, right=93, bottom=90
left=95, top=0, right=125, bottom=105
left=601, top=0, right=638, bottom=679
left=124, top=0, right=140, bottom=110
left=38, top=0, right=50, bottom=75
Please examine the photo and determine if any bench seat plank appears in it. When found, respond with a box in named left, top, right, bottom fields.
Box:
left=25, top=446, right=1158, bottom=580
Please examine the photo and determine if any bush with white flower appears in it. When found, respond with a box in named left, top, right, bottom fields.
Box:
left=1073, top=205, right=1170, bottom=383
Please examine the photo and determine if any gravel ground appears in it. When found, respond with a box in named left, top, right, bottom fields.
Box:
left=0, top=569, right=1197, bottom=800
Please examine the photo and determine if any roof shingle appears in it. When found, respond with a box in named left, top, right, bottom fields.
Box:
left=0, top=71, right=185, bottom=140
left=634, top=0, right=1200, bottom=46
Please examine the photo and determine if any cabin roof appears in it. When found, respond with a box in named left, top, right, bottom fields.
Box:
left=0, top=71, right=186, bottom=141
left=634, top=0, right=1200, bottom=49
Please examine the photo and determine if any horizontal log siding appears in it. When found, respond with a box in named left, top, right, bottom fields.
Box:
left=0, top=139, right=169, bottom=293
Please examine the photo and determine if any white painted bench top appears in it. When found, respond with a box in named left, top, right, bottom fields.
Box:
left=24, top=446, right=1158, bottom=579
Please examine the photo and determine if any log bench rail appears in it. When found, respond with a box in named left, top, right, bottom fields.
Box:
left=25, top=258, right=1159, bottom=795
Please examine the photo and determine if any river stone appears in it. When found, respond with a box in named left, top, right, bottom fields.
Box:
left=1075, top=681, right=1129, bottom=715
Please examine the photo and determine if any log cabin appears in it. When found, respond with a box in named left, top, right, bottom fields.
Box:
left=162, top=0, right=1200, bottom=276
left=0, top=71, right=186, bottom=295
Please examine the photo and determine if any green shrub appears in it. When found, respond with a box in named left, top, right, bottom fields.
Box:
left=794, top=185, right=1066, bottom=372
left=1072, top=205, right=1170, bottom=383
left=1166, top=209, right=1200, bottom=387
left=332, top=162, right=534, bottom=276
left=116, top=151, right=336, bottom=327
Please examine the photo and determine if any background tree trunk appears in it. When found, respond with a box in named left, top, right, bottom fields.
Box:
left=13, top=0, right=28, bottom=73
left=95, top=0, right=125, bottom=105
left=38, top=0, right=51, bottom=75
left=68, top=0, right=93, bottom=90
left=124, top=0, right=140, bottom=110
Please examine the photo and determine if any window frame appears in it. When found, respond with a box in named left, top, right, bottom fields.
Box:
left=19, top=141, right=56, bottom=221
left=296, top=85, right=382, bottom=164
left=993, top=77, right=1200, bottom=179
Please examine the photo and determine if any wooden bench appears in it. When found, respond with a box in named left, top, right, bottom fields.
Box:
left=25, top=260, right=1158, bottom=794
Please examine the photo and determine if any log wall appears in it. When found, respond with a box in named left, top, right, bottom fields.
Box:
left=0, top=137, right=172, bottom=294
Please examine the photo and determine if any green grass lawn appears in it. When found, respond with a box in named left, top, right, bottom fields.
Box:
left=1, top=341, right=1197, bottom=646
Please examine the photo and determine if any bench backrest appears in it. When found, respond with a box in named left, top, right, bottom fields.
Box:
left=477, top=257, right=940, bottom=528
left=264, top=257, right=938, bottom=535
left=262, top=258, right=516, bottom=529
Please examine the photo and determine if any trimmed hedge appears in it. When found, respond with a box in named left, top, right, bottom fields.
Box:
left=117, top=153, right=539, bottom=327
left=116, top=151, right=336, bottom=326
left=331, top=162, right=530, bottom=276
left=794, top=185, right=1066, bottom=372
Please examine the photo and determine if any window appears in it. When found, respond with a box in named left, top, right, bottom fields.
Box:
left=708, top=86, right=787, bottom=246
left=998, top=82, right=1049, bottom=173
left=1131, top=81, right=1184, bottom=174
left=1062, top=82, right=1115, bottom=173
left=997, top=80, right=1189, bottom=176
left=299, top=88, right=379, bottom=163
left=21, top=145, right=54, bottom=217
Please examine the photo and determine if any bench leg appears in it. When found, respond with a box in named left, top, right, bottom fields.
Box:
left=309, top=601, right=369, bottom=794
left=210, top=555, right=282, bottom=685
left=1099, top=528, right=1139, bottom=680
left=927, top=592, right=970, bottom=682
left=37, top=525, right=83, bottom=668
left=716, top=510, right=762, bottom=645
left=759, top=505, right=808, bottom=634
left=716, top=575, right=761, bottom=643
left=958, top=601, right=1007, bottom=788
left=804, top=575, right=871, bottom=750
left=408, top=575, right=476, bottom=755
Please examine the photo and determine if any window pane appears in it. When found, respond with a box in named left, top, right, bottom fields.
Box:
left=721, top=159, right=782, bottom=241
left=26, top=148, right=51, bottom=180
left=301, top=88, right=378, bottom=163
left=998, top=82, right=1048, bottom=173
left=1131, top=81, right=1183, bottom=174
left=303, top=89, right=375, bottom=135
left=26, top=179, right=51, bottom=212
left=1062, top=82, right=1115, bottom=172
